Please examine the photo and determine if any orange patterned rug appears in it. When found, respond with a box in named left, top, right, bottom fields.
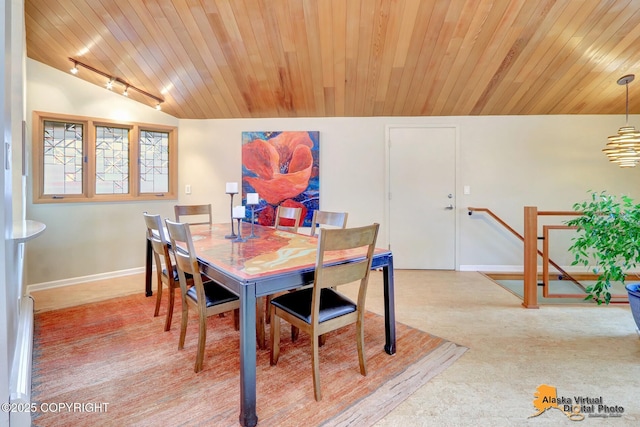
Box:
left=32, top=293, right=466, bottom=426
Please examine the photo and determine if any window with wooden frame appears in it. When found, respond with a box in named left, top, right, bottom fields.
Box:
left=32, top=111, right=177, bottom=203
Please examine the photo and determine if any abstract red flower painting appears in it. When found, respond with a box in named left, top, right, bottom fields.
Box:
left=242, top=131, right=319, bottom=227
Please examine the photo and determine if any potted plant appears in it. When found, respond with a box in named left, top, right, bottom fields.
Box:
left=565, top=191, right=640, bottom=330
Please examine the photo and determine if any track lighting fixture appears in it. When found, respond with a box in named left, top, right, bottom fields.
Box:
left=68, top=57, right=164, bottom=110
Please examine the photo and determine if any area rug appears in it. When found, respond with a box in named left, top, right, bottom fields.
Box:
left=31, top=293, right=467, bottom=426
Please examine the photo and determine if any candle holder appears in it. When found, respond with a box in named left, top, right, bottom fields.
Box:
left=233, top=218, right=246, bottom=243
left=247, top=204, right=258, bottom=238
left=225, top=192, right=238, bottom=239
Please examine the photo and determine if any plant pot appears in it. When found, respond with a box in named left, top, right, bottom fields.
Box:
left=626, top=284, right=640, bottom=333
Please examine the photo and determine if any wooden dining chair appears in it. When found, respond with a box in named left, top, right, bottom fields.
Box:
left=165, top=219, right=240, bottom=373
left=143, top=212, right=185, bottom=332
left=274, top=206, right=302, bottom=233
left=264, top=206, right=303, bottom=325
left=269, top=223, right=380, bottom=401
left=306, top=210, right=349, bottom=344
left=309, top=210, right=348, bottom=236
left=174, top=204, right=212, bottom=225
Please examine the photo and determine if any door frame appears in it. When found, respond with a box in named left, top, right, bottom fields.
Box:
left=384, top=124, right=461, bottom=270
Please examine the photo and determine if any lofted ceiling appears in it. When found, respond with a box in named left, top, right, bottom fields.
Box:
left=24, top=0, right=640, bottom=120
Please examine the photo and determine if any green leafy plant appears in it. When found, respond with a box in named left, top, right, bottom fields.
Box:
left=565, top=191, right=640, bottom=304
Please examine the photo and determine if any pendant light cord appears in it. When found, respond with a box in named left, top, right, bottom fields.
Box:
left=626, top=81, right=629, bottom=126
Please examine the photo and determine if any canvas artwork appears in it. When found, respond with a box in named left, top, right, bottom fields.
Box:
left=241, top=131, right=319, bottom=228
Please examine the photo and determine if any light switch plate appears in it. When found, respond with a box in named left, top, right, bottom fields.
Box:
left=463, top=185, right=471, bottom=195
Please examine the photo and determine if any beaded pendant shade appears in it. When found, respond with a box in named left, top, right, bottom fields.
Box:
left=603, top=74, right=640, bottom=168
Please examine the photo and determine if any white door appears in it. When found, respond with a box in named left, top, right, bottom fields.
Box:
left=388, top=126, right=456, bottom=269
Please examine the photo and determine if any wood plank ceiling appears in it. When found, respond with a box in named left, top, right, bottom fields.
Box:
left=24, top=0, right=640, bottom=120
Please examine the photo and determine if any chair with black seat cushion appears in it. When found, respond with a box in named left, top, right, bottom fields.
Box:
left=309, top=210, right=348, bottom=236
left=287, top=210, right=348, bottom=344
left=274, top=206, right=302, bottom=233
left=165, top=219, right=241, bottom=373
left=174, top=204, right=212, bottom=225
left=269, top=223, right=379, bottom=401
left=144, top=212, right=188, bottom=332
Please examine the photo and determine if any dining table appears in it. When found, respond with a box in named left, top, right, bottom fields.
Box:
left=144, top=221, right=395, bottom=427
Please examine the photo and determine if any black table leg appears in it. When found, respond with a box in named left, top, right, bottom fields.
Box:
left=145, top=237, right=153, bottom=297
left=383, top=254, right=396, bottom=355
left=239, top=283, right=258, bottom=427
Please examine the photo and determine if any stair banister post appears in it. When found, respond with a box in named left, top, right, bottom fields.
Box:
left=523, top=206, right=539, bottom=308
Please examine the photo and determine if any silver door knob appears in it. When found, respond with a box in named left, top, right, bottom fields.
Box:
left=445, top=204, right=454, bottom=210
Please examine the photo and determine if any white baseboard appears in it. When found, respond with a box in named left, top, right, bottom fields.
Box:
left=27, top=267, right=145, bottom=293
left=459, top=265, right=524, bottom=272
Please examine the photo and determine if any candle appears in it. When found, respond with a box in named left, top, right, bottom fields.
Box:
left=232, top=205, right=246, bottom=218
left=226, top=182, right=238, bottom=193
left=246, top=193, right=259, bottom=205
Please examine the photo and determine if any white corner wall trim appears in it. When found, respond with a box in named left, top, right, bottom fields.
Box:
left=27, top=267, right=145, bottom=292
left=9, top=297, right=34, bottom=427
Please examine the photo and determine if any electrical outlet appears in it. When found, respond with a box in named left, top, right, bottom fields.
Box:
left=185, top=184, right=191, bottom=194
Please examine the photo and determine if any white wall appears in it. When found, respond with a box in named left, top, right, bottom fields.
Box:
left=457, top=114, right=640, bottom=269
left=25, top=58, right=640, bottom=287
left=179, top=115, right=640, bottom=271
left=25, top=60, right=178, bottom=286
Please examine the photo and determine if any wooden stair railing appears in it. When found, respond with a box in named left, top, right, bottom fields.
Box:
left=468, top=207, right=584, bottom=304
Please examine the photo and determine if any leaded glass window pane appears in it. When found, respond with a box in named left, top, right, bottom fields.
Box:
left=43, top=120, right=83, bottom=195
left=35, top=112, right=177, bottom=203
left=139, top=130, right=169, bottom=193
left=95, top=126, right=130, bottom=194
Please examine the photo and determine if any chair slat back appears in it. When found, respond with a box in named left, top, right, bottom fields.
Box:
left=165, top=220, right=198, bottom=276
left=274, top=206, right=302, bottom=233
left=316, top=262, right=369, bottom=289
left=174, top=204, right=212, bottom=225
left=310, top=210, right=348, bottom=236
left=165, top=219, right=206, bottom=302
left=143, top=212, right=172, bottom=267
left=314, top=223, right=379, bottom=292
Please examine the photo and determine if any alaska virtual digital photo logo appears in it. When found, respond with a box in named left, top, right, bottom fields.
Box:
left=530, top=384, right=624, bottom=421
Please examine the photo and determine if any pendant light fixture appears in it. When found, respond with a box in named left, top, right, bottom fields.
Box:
left=603, top=74, right=640, bottom=168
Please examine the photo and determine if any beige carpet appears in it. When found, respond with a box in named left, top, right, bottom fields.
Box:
left=31, top=292, right=466, bottom=426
